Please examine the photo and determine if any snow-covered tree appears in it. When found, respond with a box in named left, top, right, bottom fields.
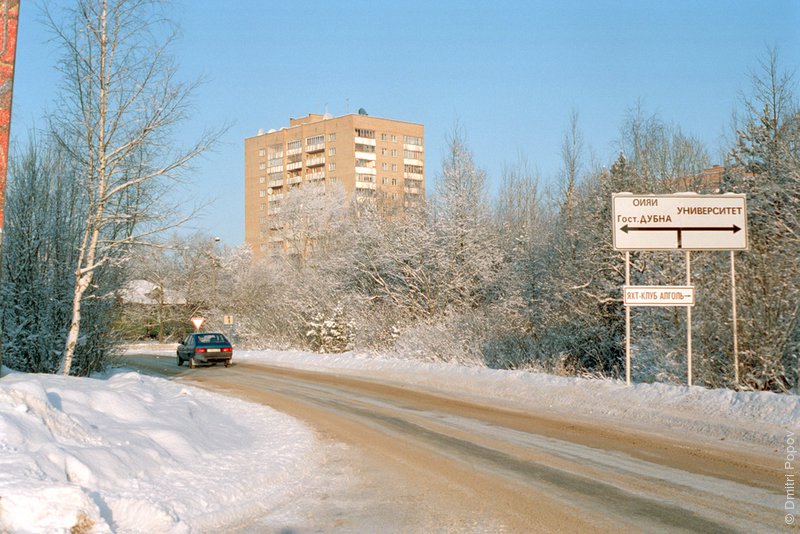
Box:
left=724, top=48, right=800, bottom=391
left=1, top=139, right=119, bottom=374
left=45, top=0, right=222, bottom=374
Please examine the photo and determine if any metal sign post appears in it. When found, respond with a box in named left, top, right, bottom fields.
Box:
left=730, top=251, right=739, bottom=385
left=613, top=193, right=748, bottom=387
left=686, top=251, right=692, bottom=387
left=625, top=252, right=631, bottom=386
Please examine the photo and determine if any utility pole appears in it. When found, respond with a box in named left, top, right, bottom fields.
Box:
left=0, top=0, right=19, bottom=376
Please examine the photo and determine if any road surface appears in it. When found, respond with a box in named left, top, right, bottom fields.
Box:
left=122, top=353, right=783, bottom=533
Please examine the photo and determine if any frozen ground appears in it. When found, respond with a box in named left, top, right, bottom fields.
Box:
left=0, top=347, right=797, bottom=532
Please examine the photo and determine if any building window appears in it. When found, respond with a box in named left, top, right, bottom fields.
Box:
left=381, top=162, right=388, bottom=170
left=260, top=203, right=266, bottom=211
left=329, top=147, right=336, bottom=156
left=392, top=164, right=398, bottom=172
left=382, top=177, right=388, bottom=185
left=381, top=148, right=387, bottom=156
left=287, top=139, right=301, bottom=151
left=404, top=149, right=423, bottom=159
left=392, top=192, right=398, bottom=200
left=381, top=133, right=388, bottom=141
left=329, top=133, right=336, bottom=141
left=355, top=128, right=375, bottom=139
left=329, top=162, right=336, bottom=171
left=306, top=134, right=324, bottom=146
left=258, top=148, right=266, bottom=157
left=259, top=162, right=266, bottom=170
left=404, top=135, right=422, bottom=146
left=356, top=158, right=375, bottom=168
left=391, top=178, right=397, bottom=186
left=391, top=148, right=398, bottom=157
left=391, top=134, right=397, bottom=142
left=404, top=164, right=424, bottom=174
left=330, top=176, right=338, bottom=183
left=259, top=176, right=266, bottom=184
left=259, top=190, right=266, bottom=197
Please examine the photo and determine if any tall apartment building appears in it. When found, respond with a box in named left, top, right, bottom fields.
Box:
left=244, top=113, right=424, bottom=259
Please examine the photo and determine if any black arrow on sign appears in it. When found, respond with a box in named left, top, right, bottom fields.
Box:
left=620, top=225, right=741, bottom=248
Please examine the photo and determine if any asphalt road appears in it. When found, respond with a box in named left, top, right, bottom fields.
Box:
left=122, top=353, right=783, bottom=533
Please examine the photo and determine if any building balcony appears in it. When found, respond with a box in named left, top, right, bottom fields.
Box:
left=268, top=193, right=284, bottom=201
left=354, top=136, right=377, bottom=146
left=306, top=142, right=324, bottom=153
left=307, top=171, right=325, bottom=181
left=306, top=156, right=325, bottom=167
left=404, top=172, right=423, bottom=181
left=403, top=158, right=423, bottom=166
left=404, top=186, right=421, bottom=195
left=268, top=178, right=283, bottom=188
left=354, top=151, right=377, bottom=161
left=287, top=175, right=302, bottom=185
left=267, top=165, right=283, bottom=174
left=355, top=166, right=376, bottom=175
left=287, top=147, right=302, bottom=156
left=286, top=161, right=302, bottom=171
left=267, top=208, right=281, bottom=215
left=355, top=181, right=377, bottom=190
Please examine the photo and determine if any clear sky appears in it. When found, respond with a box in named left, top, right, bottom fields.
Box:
left=10, top=0, right=800, bottom=246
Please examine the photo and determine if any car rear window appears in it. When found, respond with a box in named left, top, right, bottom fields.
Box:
left=196, top=334, right=227, bottom=344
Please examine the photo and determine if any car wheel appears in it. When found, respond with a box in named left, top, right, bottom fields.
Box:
left=189, top=357, right=196, bottom=369
left=224, top=361, right=230, bottom=368
left=177, top=355, right=183, bottom=366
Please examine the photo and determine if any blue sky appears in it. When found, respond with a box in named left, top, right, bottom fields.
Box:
left=11, top=0, right=800, bottom=246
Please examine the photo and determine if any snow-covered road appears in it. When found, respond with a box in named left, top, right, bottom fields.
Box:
left=127, top=350, right=791, bottom=532
left=1, top=347, right=796, bottom=532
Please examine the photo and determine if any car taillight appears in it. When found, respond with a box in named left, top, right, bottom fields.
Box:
left=221, top=347, right=232, bottom=352
left=195, top=348, right=207, bottom=353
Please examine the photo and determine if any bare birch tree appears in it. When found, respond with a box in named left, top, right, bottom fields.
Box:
left=46, top=0, right=222, bottom=375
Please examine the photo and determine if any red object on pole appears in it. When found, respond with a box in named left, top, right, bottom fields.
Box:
left=0, top=0, right=19, bottom=231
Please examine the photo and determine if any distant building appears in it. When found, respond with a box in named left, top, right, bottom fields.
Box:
left=671, top=164, right=726, bottom=192
left=244, top=113, right=424, bottom=259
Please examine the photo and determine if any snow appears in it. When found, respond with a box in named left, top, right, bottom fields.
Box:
left=119, top=280, right=186, bottom=306
left=2, top=347, right=798, bottom=532
left=0, top=366, right=316, bottom=533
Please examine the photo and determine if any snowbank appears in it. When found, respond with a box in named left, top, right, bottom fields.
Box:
left=0, top=367, right=317, bottom=533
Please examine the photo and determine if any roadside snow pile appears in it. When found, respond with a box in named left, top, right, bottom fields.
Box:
left=0, top=368, right=317, bottom=533
left=236, top=349, right=799, bottom=449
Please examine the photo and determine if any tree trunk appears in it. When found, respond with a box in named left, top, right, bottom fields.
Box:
left=60, top=271, right=92, bottom=375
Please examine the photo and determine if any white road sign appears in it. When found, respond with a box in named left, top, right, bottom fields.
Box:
left=624, top=285, right=695, bottom=307
left=612, top=193, right=747, bottom=250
